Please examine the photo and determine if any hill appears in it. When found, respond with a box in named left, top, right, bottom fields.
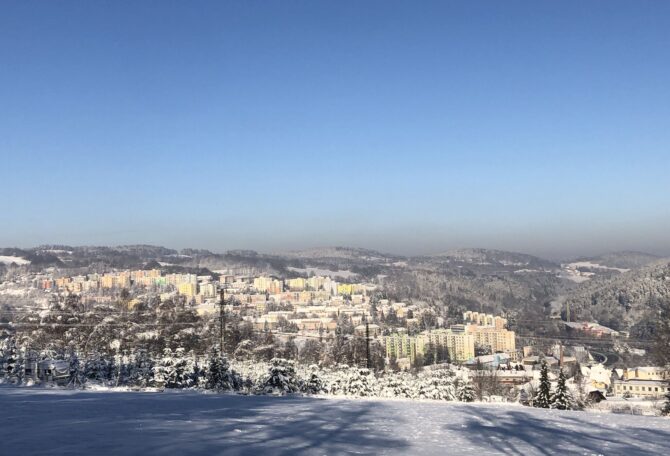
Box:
left=563, top=260, right=670, bottom=335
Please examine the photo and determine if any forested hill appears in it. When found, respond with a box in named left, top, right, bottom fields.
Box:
left=563, top=260, right=670, bottom=336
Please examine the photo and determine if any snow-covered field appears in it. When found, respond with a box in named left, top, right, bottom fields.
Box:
left=567, top=261, right=630, bottom=274
left=0, top=255, right=30, bottom=265
left=287, top=266, right=357, bottom=279
left=1, top=388, right=668, bottom=455
left=560, top=261, right=630, bottom=283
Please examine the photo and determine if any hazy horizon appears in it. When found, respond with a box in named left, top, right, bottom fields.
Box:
left=2, top=238, right=669, bottom=263
left=2, top=2, right=669, bottom=260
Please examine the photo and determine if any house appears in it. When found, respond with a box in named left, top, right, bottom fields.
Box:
left=587, top=390, right=606, bottom=403
left=613, top=379, right=669, bottom=398
left=354, top=324, right=381, bottom=337
left=25, top=358, right=70, bottom=384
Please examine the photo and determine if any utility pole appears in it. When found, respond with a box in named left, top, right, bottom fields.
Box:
left=219, top=287, right=225, bottom=355
left=365, top=321, right=371, bottom=370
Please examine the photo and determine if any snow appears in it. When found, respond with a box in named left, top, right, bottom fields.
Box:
left=287, top=266, right=357, bottom=279
left=567, top=261, right=630, bottom=274
left=0, top=255, right=30, bottom=265
left=1, top=387, right=668, bottom=455
left=561, top=261, right=630, bottom=283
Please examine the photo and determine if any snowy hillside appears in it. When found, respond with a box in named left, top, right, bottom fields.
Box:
left=1, top=388, right=668, bottom=455
left=0, top=255, right=30, bottom=265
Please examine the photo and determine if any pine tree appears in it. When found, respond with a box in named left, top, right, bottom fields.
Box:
left=519, top=388, right=531, bottom=406
left=0, top=338, right=7, bottom=378
left=661, top=386, right=670, bottom=416
left=457, top=380, right=476, bottom=402
left=301, top=365, right=324, bottom=395
left=153, top=347, right=174, bottom=388
left=85, top=353, right=113, bottom=384
left=534, top=360, right=552, bottom=408
left=3, top=338, right=19, bottom=378
left=2, top=340, right=25, bottom=384
left=68, top=352, right=85, bottom=388
left=262, top=358, right=299, bottom=395
left=163, top=347, right=195, bottom=388
left=345, top=367, right=376, bottom=397
left=380, top=372, right=414, bottom=399
left=127, top=350, right=154, bottom=388
left=417, top=369, right=457, bottom=400
left=206, top=349, right=238, bottom=391
left=551, top=370, right=571, bottom=410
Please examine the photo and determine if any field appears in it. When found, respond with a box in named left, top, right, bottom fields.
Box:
left=1, top=387, right=669, bottom=455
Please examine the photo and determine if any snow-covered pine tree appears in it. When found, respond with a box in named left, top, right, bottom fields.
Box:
left=457, top=380, right=476, bottom=402
left=117, top=353, right=133, bottom=387
left=301, top=365, right=324, bottom=395
left=206, top=349, right=239, bottom=391
left=322, top=365, right=347, bottom=395
left=164, top=347, right=193, bottom=388
left=344, top=367, right=376, bottom=397
left=0, top=338, right=7, bottom=378
left=188, top=353, right=205, bottom=389
left=551, top=370, right=571, bottom=410
left=68, top=352, right=85, bottom=388
left=262, top=358, right=299, bottom=395
left=153, top=347, right=174, bottom=388
left=380, top=372, right=414, bottom=399
left=518, top=387, right=531, bottom=406
left=1, top=340, right=25, bottom=384
left=534, top=360, right=552, bottom=408
left=427, top=369, right=459, bottom=401
left=84, top=353, right=113, bottom=384
left=661, top=384, right=670, bottom=416
left=3, top=338, right=19, bottom=380
left=206, top=349, right=224, bottom=389
left=122, top=350, right=153, bottom=388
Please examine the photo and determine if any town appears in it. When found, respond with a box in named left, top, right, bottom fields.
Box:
left=2, top=261, right=668, bottom=415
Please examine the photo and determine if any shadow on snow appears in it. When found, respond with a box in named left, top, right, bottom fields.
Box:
left=0, top=389, right=409, bottom=455
left=444, top=407, right=670, bottom=456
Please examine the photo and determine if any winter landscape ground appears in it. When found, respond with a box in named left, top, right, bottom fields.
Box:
left=1, top=387, right=669, bottom=456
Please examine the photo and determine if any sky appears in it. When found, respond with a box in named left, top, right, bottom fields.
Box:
left=1, top=1, right=669, bottom=259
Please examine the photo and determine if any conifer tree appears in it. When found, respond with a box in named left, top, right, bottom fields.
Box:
left=262, top=358, right=299, bottom=395
left=301, top=365, right=324, bottom=395
left=457, top=380, right=476, bottom=402
left=206, top=348, right=238, bottom=391
left=68, top=352, right=85, bottom=388
left=661, top=387, right=670, bottom=416
left=345, top=367, right=376, bottom=397
left=534, top=360, right=552, bottom=408
left=551, top=370, right=571, bottom=410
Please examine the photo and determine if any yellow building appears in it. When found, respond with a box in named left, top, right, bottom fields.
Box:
left=613, top=379, right=670, bottom=398
left=100, top=275, right=115, bottom=289
left=384, top=329, right=475, bottom=363
left=466, top=325, right=516, bottom=353
left=253, top=276, right=273, bottom=292
left=198, top=282, right=217, bottom=298
left=178, top=282, right=197, bottom=297
left=463, top=311, right=508, bottom=329
left=420, top=330, right=476, bottom=363
left=337, top=283, right=355, bottom=296
left=384, top=334, right=417, bottom=360
left=622, top=367, right=669, bottom=381
left=287, top=277, right=307, bottom=291
left=306, top=276, right=326, bottom=290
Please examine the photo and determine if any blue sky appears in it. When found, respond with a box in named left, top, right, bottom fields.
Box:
left=1, top=1, right=669, bottom=258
